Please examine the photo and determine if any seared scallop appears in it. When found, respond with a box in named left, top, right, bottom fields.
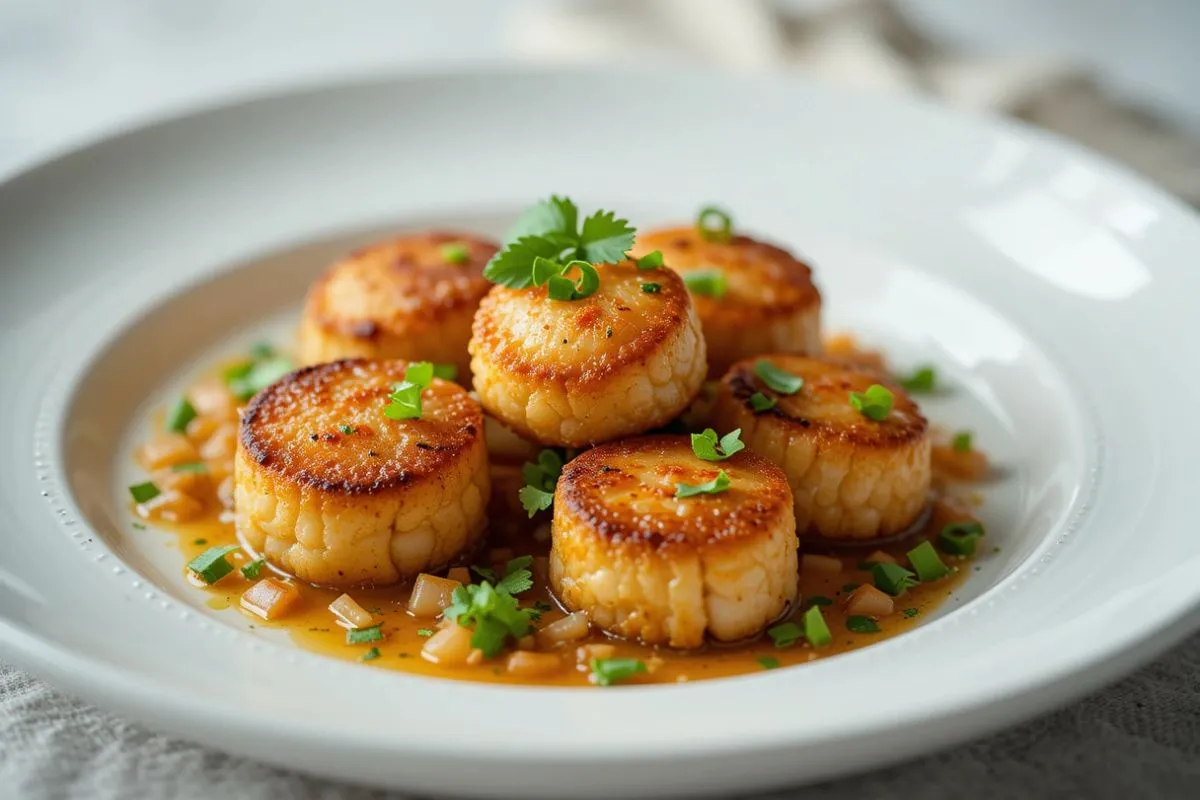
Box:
left=469, top=260, right=706, bottom=447
left=297, top=232, right=497, bottom=380
left=633, top=226, right=821, bottom=378
left=549, top=436, right=797, bottom=648
left=234, top=358, right=490, bottom=587
left=709, top=355, right=930, bottom=541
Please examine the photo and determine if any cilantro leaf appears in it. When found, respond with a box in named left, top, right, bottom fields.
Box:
left=579, top=210, right=636, bottom=264
left=519, top=448, right=565, bottom=516
left=675, top=470, right=731, bottom=498
left=507, top=195, right=578, bottom=241
left=690, top=428, right=745, bottom=461
left=518, top=486, right=554, bottom=518
left=483, top=235, right=565, bottom=288
left=443, top=580, right=536, bottom=658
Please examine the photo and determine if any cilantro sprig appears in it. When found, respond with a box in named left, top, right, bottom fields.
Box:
left=518, top=448, right=565, bottom=517
left=483, top=196, right=636, bottom=290
left=443, top=558, right=537, bottom=658
left=691, top=428, right=745, bottom=462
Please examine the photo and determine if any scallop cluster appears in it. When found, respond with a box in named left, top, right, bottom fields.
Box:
left=229, top=197, right=932, bottom=653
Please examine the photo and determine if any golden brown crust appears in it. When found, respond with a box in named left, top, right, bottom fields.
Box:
left=470, top=260, right=692, bottom=386
left=303, top=232, right=496, bottom=341
left=556, top=435, right=792, bottom=552
left=721, top=355, right=927, bottom=450
left=240, top=359, right=483, bottom=495
left=634, top=226, right=821, bottom=325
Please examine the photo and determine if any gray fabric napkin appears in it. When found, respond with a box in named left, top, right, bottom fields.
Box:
left=4, top=635, right=1199, bottom=798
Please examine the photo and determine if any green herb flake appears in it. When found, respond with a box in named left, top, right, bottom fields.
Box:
left=417, top=628, right=434, bottom=638
left=441, top=242, right=470, bottom=265
left=641, top=282, right=661, bottom=294
left=129, top=481, right=161, bottom=505
left=937, top=521, right=986, bottom=556
left=229, top=356, right=295, bottom=401
left=519, top=449, right=565, bottom=517
left=636, top=250, right=664, bottom=269
left=902, top=608, right=919, bottom=619
left=682, top=268, right=727, bottom=298
left=590, top=657, right=647, bottom=686
left=384, top=361, right=437, bottom=421
left=696, top=205, right=733, bottom=242
left=872, top=562, right=918, bottom=597
left=165, top=397, right=197, bottom=434
left=171, top=461, right=207, bottom=474
left=768, top=622, right=802, bottom=648
left=757, top=656, right=781, bottom=670
left=240, top=558, right=266, bottom=580
left=338, top=424, right=358, bottom=435
left=675, top=469, right=731, bottom=498
left=803, top=606, right=833, bottom=647
left=192, top=538, right=207, bottom=546
left=907, top=541, right=951, bottom=582
left=187, top=545, right=241, bottom=585
left=346, top=624, right=384, bottom=645
left=690, top=428, right=745, bottom=462
left=849, top=384, right=895, bottom=421
left=360, top=647, right=381, bottom=662
left=748, top=392, right=777, bottom=413
left=899, top=365, right=937, bottom=393
left=846, top=615, right=881, bottom=634
left=951, top=431, right=973, bottom=453
left=443, top=580, right=537, bottom=658
left=754, top=360, right=804, bottom=395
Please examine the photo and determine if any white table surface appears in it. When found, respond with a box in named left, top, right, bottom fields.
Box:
left=2, top=1, right=1198, bottom=797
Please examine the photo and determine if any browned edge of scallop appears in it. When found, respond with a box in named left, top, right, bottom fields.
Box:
left=723, top=355, right=928, bottom=450
left=239, top=358, right=483, bottom=496
left=470, top=260, right=695, bottom=386
left=304, top=231, right=497, bottom=341
left=555, top=435, right=793, bottom=552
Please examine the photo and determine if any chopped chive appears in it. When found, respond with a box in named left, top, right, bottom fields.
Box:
left=806, top=595, right=833, bottom=607
left=951, top=431, right=973, bottom=452
left=441, top=242, right=470, bottom=265
left=937, top=521, right=986, bottom=556
left=165, top=397, right=197, bottom=434
left=849, top=384, right=894, bottom=421
left=128, top=482, right=161, bottom=504
left=872, top=562, right=918, bottom=596
left=187, top=545, right=240, bottom=584
left=591, top=657, right=647, bottom=686
left=338, top=424, right=357, bottom=435
left=675, top=470, right=731, bottom=498
left=899, top=366, right=936, bottom=393
left=696, top=205, right=733, bottom=242
left=754, top=360, right=804, bottom=394
left=748, top=392, right=777, bottom=413
left=240, top=558, right=266, bottom=580
left=768, top=622, right=802, bottom=648
left=907, top=541, right=951, bottom=581
left=416, top=628, right=434, bottom=637
left=846, top=615, right=881, bottom=633
left=757, top=656, right=780, bottom=670
left=636, top=250, right=663, bottom=269
left=682, top=269, right=727, bottom=298
left=171, top=461, right=207, bottom=474
left=346, top=624, right=384, bottom=645
left=641, top=282, right=661, bottom=294
left=803, top=606, right=832, bottom=647
left=360, top=647, right=381, bottom=662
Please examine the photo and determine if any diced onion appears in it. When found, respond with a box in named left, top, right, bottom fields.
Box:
left=407, top=574, right=462, bottom=619
left=536, top=611, right=590, bottom=646
left=844, top=584, right=895, bottom=617
left=801, top=554, right=842, bottom=574
left=240, top=578, right=301, bottom=620
left=328, top=593, right=375, bottom=629
left=575, top=643, right=615, bottom=665
left=506, top=651, right=562, bottom=677
left=421, top=624, right=474, bottom=665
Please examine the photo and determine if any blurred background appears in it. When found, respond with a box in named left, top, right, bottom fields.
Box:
left=2, top=0, right=1198, bottom=201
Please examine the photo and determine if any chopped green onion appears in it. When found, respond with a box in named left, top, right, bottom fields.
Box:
left=165, top=398, right=197, bottom=434
left=171, top=461, right=207, bottom=474
left=951, top=431, right=973, bottom=452
left=432, top=363, right=458, bottom=381
left=590, top=657, right=647, bottom=686
left=748, top=392, right=777, bottom=413
left=129, top=482, right=161, bottom=504
left=768, top=622, right=802, bottom=648
left=229, top=357, right=295, bottom=401
left=641, top=282, right=661, bottom=294
left=636, top=250, right=663, bottom=269
left=360, top=647, right=381, bottom=662
left=757, top=656, right=780, bottom=670
left=675, top=470, right=731, bottom=498
left=849, top=384, right=894, bottom=421
left=187, top=545, right=240, bottom=584
left=937, top=521, right=986, bottom=556
left=441, top=242, right=470, bottom=265
left=338, top=424, right=357, bottom=435
left=531, top=255, right=561, bottom=286
left=417, top=628, right=434, bottom=637
left=682, top=269, right=727, bottom=298
left=803, top=606, right=832, bottom=647
left=346, top=624, right=384, bottom=645
left=899, top=366, right=936, bottom=393
left=696, top=205, right=733, bottom=242
left=754, top=360, right=804, bottom=394
left=806, top=595, right=833, bottom=607
left=846, top=615, right=881, bottom=633
left=546, top=260, right=600, bottom=301
left=872, top=562, right=918, bottom=596
left=690, top=428, right=744, bottom=461
left=240, top=558, right=266, bottom=580
left=907, top=541, right=951, bottom=581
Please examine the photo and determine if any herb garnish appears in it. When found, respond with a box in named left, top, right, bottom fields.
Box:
left=519, top=448, right=565, bottom=517
left=590, top=657, right=647, bottom=686
left=754, top=360, right=804, bottom=395
left=696, top=206, right=733, bottom=242
left=849, top=384, right=894, bottom=421
left=187, top=545, right=240, bottom=585
left=690, top=428, right=745, bottom=462
left=675, top=470, right=731, bottom=498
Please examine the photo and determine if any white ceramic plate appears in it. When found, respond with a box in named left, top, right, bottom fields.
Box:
left=2, top=69, right=1199, bottom=799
